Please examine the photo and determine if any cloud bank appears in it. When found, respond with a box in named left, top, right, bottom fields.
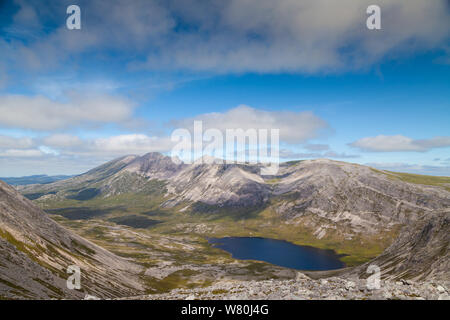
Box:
left=2, top=0, right=449, bottom=75
left=0, top=93, right=135, bottom=131
left=350, top=135, right=450, bottom=152
left=172, top=105, right=329, bottom=144
left=0, top=105, right=331, bottom=174
left=367, top=162, right=450, bottom=177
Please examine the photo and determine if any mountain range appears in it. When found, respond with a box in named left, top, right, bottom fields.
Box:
left=0, top=175, right=73, bottom=186
left=1, top=152, right=449, bottom=299
left=19, top=152, right=450, bottom=238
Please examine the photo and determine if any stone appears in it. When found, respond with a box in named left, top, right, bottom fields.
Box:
left=436, top=285, right=446, bottom=293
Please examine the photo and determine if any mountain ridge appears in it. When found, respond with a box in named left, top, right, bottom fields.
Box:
left=19, top=153, right=450, bottom=237
left=0, top=175, right=73, bottom=186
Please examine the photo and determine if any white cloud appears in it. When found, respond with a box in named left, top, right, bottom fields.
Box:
left=366, top=162, right=450, bottom=177
left=0, top=149, right=43, bottom=158
left=39, top=133, right=174, bottom=157
left=0, top=135, right=43, bottom=160
left=0, top=135, right=34, bottom=149
left=323, top=151, right=359, bottom=159
left=91, top=134, right=174, bottom=156
left=0, top=105, right=328, bottom=162
left=137, top=0, right=450, bottom=73
left=280, top=149, right=358, bottom=159
left=172, top=105, right=329, bottom=144
left=43, top=134, right=83, bottom=148
left=0, top=132, right=175, bottom=176
left=38, top=146, right=59, bottom=156
left=414, top=137, right=450, bottom=150
left=349, top=135, right=450, bottom=152
left=0, top=92, right=135, bottom=131
left=0, top=105, right=331, bottom=175
left=304, top=144, right=330, bottom=151
left=3, top=1, right=450, bottom=74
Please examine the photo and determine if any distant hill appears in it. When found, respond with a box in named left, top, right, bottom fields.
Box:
left=0, top=175, right=73, bottom=186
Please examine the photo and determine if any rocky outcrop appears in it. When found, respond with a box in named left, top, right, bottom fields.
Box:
left=164, top=162, right=271, bottom=208
left=124, top=152, right=186, bottom=179
left=124, top=275, right=449, bottom=300
left=351, top=210, right=449, bottom=281
left=273, top=160, right=449, bottom=226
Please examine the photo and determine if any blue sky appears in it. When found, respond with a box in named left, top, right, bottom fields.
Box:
left=0, top=0, right=449, bottom=176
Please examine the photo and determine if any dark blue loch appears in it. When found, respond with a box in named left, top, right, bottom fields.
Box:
left=208, top=237, right=345, bottom=271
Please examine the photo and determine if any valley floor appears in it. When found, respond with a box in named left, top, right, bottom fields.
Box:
left=47, top=212, right=449, bottom=300
left=50, top=215, right=300, bottom=294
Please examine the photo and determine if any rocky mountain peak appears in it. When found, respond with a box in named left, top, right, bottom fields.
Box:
left=123, top=152, right=185, bottom=179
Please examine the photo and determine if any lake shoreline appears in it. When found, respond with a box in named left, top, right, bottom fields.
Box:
left=208, top=236, right=346, bottom=271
